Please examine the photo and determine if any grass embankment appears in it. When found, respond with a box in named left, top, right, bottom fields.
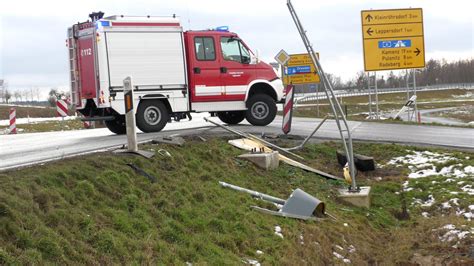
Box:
left=16, top=120, right=88, bottom=133
left=293, top=88, right=474, bottom=121
left=0, top=138, right=472, bottom=264
left=0, top=105, right=104, bottom=133
left=0, top=105, right=57, bottom=120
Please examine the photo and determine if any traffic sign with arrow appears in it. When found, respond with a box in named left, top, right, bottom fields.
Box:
left=414, top=48, right=421, bottom=56
left=365, top=14, right=373, bottom=22
left=366, top=28, right=373, bottom=36
left=361, top=8, right=425, bottom=71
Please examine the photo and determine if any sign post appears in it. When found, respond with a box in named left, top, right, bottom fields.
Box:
left=282, top=84, right=295, bottom=134
left=275, top=50, right=294, bottom=134
left=56, top=99, right=68, bottom=121
left=114, top=76, right=154, bottom=159
left=9, top=108, right=16, bottom=134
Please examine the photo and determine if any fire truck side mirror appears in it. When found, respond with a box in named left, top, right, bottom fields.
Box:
left=250, top=49, right=260, bottom=65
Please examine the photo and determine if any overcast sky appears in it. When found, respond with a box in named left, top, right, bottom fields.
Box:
left=0, top=0, right=472, bottom=96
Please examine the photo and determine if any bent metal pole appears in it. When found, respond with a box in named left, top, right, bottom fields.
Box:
left=123, top=76, right=138, bottom=152
left=287, top=0, right=358, bottom=191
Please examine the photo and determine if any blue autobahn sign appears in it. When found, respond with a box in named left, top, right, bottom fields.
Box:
left=378, top=40, right=412, bottom=49
left=286, top=65, right=311, bottom=75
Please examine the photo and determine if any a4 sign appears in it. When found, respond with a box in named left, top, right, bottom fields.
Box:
left=282, top=53, right=321, bottom=85
left=361, top=8, right=425, bottom=71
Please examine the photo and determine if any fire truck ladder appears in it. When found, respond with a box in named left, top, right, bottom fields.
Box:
left=287, top=0, right=358, bottom=192
left=67, top=27, right=79, bottom=106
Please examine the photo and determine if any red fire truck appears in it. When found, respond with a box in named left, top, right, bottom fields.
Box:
left=67, top=13, right=284, bottom=134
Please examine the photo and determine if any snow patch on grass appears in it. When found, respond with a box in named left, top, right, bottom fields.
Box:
left=435, top=224, right=473, bottom=244
left=0, top=116, right=78, bottom=126
left=387, top=151, right=458, bottom=168
left=387, top=150, right=473, bottom=221
left=386, top=150, right=471, bottom=179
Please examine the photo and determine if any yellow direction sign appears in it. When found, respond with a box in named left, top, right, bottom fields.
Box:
left=283, top=53, right=320, bottom=85
left=361, top=8, right=425, bottom=71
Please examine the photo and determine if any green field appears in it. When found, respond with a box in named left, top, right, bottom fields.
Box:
left=0, top=138, right=472, bottom=264
left=293, top=88, right=474, bottom=123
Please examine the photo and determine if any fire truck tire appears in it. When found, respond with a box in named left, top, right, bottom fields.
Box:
left=217, top=111, right=246, bottom=125
left=105, top=116, right=126, bottom=135
left=245, top=94, right=277, bottom=126
left=136, top=100, right=169, bottom=133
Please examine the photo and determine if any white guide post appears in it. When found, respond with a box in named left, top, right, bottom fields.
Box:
left=123, top=76, right=138, bottom=153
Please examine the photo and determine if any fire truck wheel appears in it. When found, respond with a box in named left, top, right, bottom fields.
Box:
left=246, top=94, right=277, bottom=126
left=105, top=116, right=126, bottom=135
left=217, top=111, right=246, bottom=125
left=136, top=100, right=169, bottom=133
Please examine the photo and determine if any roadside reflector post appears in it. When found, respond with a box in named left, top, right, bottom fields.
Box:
left=114, top=76, right=154, bottom=159
left=282, top=84, right=295, bottom=134
left=123, top=76, right=138, bottom=153
left=56, top=99, right=68, bottom=122
left=9, top=108, right=17, bottom=134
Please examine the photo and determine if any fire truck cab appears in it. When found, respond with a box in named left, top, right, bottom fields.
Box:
left=67, top=14, right=284, bottom=134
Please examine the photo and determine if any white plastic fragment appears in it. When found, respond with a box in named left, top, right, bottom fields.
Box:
left=274, top=226, right=283, bottom=239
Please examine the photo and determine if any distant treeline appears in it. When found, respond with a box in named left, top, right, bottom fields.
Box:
left=327, top=58, right=474, bottom=91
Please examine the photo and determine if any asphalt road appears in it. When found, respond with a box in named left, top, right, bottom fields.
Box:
left=399, top=107, right=468, bottom=126
left=1, top=115, right=473, bottom=171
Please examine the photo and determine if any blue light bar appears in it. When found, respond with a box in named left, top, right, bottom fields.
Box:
left=100, top=20, right=110, bottom=27
left=216, top=26, right=229, bottom=32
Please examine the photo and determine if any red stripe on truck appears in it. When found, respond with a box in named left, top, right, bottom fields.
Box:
left=111, top=22, right=180, bottom=27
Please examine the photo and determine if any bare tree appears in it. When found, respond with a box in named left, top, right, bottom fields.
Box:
left=47, top=88, right=69, bottom=106
left=21, top=90, right=27, bottom=102
left=14, top=91, right=21, bottom=102
left=35, top=88, right=41, bottom=102
left=4, top=89, right=12, bottom=104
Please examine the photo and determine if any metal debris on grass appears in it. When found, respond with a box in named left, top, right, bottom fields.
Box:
left=158, top=149, right=172, bottom=157
left=228, top=138, right=341, bottom=181
left=151, top=135, right=185, bottom=146
left=219, top=181, right=326, bottom=221
left=126, top=163, right=157, bottom=183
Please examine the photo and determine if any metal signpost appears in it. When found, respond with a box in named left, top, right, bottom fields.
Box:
left=367, top=72, right=379, bottom=119
left=287, top=0, right=358, bottom=193
left=405, top=69, right=419, bottom=121
left=361, top=8, right=425, bottom=121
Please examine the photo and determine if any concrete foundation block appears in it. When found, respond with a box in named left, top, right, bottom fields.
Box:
left=238, top=151, right=279, bottom=170
left=338, top=186, right=371, bottom=208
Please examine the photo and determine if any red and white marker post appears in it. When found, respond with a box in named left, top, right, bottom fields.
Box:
left=56, top=99, right=68, bottom=120
left=83, top=120, right=92, bottom=129
left=9, top=108, right=17, bottom=134
left=282, top=84, right=295, bottom=134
